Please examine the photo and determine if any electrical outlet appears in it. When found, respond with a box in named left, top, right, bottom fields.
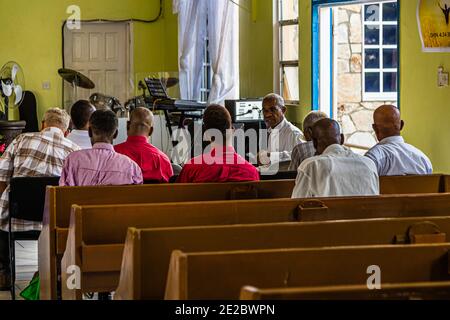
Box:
left=42, top=81, right=51, bottom=90
left=438, top=67, right=449, bottom=87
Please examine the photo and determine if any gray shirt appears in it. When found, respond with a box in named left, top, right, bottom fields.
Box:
left=365, top=136, right=433, bottom=176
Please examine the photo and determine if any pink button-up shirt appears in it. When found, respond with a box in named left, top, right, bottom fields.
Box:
left=60, top=143, right=143, bottom=187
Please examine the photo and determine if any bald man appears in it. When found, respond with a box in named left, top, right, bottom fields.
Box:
left=365, top=105, right=432, bottom=176
left=115, top=107, right=173, bottom=183
left=292, top=119, right=379, bottom=198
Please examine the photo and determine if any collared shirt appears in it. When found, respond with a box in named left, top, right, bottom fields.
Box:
left=292, top=144, right=379, bottom=199
left=365, top=136, right=433, bottom=176
left=115, top=136, right=174, bottom=183
left=0, top=127, right=81, bottom=232
left=177, top=146, right=260, bottom=183
left=67, top=130, right=92, bottom=150
left=60, top=143, right=143, bottom=187
left=268, top=118, right=304, bottom=164
left=288, top=141, right=316, bottom=171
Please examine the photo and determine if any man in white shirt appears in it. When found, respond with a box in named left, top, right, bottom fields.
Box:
left=67, top=100, right=96, bottom=149
left=258, top=93, right=304, bottom=168
left=292, top=118, right=379, bottom=199
left=365, top=105, right=432, bottom=176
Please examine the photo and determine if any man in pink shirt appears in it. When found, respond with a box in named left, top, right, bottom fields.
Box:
left=177, top=105, right=260, bottom=183
left=60, top=109, right=143, bottom=186
left=115, top=107, right=173, bottom=183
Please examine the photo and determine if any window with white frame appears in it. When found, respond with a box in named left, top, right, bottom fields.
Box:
left=275, top=0, right=299, bottom=103
left=362, top=1, right=398, bottom=101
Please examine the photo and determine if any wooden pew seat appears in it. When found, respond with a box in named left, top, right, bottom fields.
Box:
left=113, top=216, right=450, bottom=300
left=165, top=244, right=450, bottom=300
left=39, top=180, right=294, bottom=300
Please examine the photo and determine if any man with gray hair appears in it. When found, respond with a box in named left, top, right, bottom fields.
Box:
left=259, top=93, right=304, bottom=168
left=0, top=107, right=80, bottom=290
left=289, top=111, right=328, bottom=171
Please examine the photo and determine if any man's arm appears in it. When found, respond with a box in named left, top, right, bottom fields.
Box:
left=291, top=168, right=312, bottom=199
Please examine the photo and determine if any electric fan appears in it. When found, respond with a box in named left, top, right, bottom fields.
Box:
left=0, top=62, right=25, bottom=121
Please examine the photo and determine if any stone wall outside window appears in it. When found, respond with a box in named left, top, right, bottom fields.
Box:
left=335, top=4, right=397, bottom=149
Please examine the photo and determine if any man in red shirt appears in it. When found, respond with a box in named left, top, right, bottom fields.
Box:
left=115, top=108, right=173, bottom=183
left=177, top=105, right=260, bottom=183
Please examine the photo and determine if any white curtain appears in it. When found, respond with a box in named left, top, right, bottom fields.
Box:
left=174, top=0, right=240, bottom=103
left=174, top=0, right=207, bottom=100
left=207, top=0, right=239, bottom=104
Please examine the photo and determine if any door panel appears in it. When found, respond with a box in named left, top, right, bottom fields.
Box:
left=64, top=22, right=131, bottom=111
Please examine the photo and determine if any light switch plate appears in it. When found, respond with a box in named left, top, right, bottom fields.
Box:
left=42, top=81, right=51, bottom=90
left=438, top=72, right=449, bottom=87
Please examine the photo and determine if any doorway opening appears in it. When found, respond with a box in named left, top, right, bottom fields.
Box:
left=313, top=0, right=399, bottom=150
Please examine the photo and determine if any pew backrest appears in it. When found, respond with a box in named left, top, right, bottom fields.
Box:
left=114, top=216, right=450, bottom=300
left=165, top=244, right=450, bottom=300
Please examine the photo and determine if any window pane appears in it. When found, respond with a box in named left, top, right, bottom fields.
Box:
left=383, top=25, right=397, bottom=45
left=383, top=2, right=398, bottom=22
left=383, top=72, right=397, bottom=92
left=282, top=66, right=299, bottom=101
left=281, top=25, right=299, bottom=61
left=364, top=4, right=380, bottom=22
left=280, top=0, right=299, bottom=21
left=383, top=49, right=397, bottom=68
left=365, top=72, right=380, bottom=93
left=365, top=49, right=380, bottom=69
left=365, top=25, right=380, bottom=45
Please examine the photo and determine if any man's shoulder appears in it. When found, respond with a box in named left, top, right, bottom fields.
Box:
left=284, top=120, right=303, bottom=134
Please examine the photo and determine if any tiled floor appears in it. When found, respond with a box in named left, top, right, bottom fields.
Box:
left=0, top=241, right=38, bottom=300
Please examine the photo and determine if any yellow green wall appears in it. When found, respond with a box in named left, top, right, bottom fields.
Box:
left=0, top=0, right=177, bottom=121
left=299, top=0, right=450, bottom=173
left=400, top=1, right=450, bottom=173
left=240, top=0, right=274, bottom=98
left=239, top=0, right=304, bottom=126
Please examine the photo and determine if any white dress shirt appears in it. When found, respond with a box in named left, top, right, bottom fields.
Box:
left=268, top=118, right=304, bottom=164
left=365, top=136, right=433, bottom=176
left=292, top=144, right=380, bottom=199
left=67, top=130, right=92, bottom=150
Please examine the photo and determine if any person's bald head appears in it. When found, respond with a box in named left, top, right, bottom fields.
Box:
left=312, top=118, right=345, bottom=155
left=372, top=105, right=404, bottom=141
left=128, top=107, right=154, bottom=137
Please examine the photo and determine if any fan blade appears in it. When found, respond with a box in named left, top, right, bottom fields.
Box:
left=11, top=64, right=19, bottom=82
left=14, top=85, right=23, bottom=105
left=1, top=81, right=12, bottom=97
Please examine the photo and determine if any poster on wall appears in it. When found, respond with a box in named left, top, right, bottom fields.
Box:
left=418, top=0, right=450, bottom=52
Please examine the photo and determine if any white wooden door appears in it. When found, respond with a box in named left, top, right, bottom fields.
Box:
left=63, top=22, right=132, bottom=110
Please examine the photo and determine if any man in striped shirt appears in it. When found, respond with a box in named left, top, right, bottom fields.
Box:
left=0, top=108, right=80, bottom=290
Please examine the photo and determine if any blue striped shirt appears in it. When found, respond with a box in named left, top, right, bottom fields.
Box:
left=365, top=136, right=432, bottom=176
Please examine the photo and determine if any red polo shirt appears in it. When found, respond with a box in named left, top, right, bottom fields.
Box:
left=114, top=136, right=173, bottom=183
left=177, top=146, right=260, bottom=183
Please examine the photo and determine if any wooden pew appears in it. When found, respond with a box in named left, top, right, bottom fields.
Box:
left=164, top=244, right=450, bottom=300
left=39, top=180, right=294, bottom=300
left=60, top=203, right=299, bottom=300
left=379, top=174, right=444, bottom=194
left=41, top=175, right=446, bottom=299
left=62, top=193, right=450, bottom=300
left=114, top=216, right=450, bottom=300
left=240, top=282, right=450, bottom=300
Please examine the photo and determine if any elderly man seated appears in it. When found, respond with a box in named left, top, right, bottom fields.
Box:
left=292, top=119, right=379, bottom=199
left=0, top=108, right=80, bottom=289
left=365, top=105, right=432, bottom=176
left=258, top=93, right=304, bottom=170
left=289, top=111, right=328, bottom=171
